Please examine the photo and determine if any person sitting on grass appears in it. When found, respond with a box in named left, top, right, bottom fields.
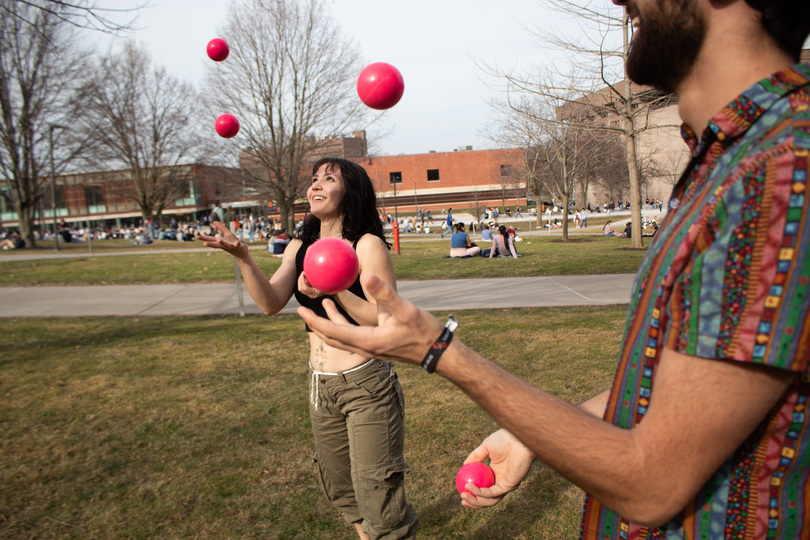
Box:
left=489, top=225, right=519, bottom=258
left=623, top=221, right=632, bottom=238
left=603, top=220, right=624, bottom=237
left=449, top=223, right=481, bottom=258
left=271, top=229, right=290, bottom=257
left=0, top=231, right=25, bottom=250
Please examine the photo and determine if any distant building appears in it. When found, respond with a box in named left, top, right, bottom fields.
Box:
left=0, top=164, right=243, bottom=231
left=242, top=131, right=530, bottom=220
left=356, top=146, right=528, bottom=216
left=567, top=49, right=810, bottom=208
left=559, top=80, right=686, bottom=208
left=6, top=52, right=810, bottom=232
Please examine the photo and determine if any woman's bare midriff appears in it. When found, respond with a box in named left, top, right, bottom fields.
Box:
left=307, top=332, right=371, bottom=373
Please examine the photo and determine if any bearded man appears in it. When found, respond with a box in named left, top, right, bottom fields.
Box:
left=301, top=1, right=810, bottom=537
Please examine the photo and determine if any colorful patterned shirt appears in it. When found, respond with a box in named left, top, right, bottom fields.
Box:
left=581, top=63, right=810, bottom=539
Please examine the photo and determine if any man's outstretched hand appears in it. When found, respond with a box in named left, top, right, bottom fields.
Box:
left=298, top=274, right=445, bottom=365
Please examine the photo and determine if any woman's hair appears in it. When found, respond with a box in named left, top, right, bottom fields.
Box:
left=498, top=225, right=510, bottom=245
left=744, top=0, right=810, bottom=60
left=454, top=223, right=465, bottom=232
left=296, top=158, right=389, bottom=247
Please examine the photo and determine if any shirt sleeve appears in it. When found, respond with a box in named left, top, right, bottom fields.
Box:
left=665, top=148, right=810, bottom=372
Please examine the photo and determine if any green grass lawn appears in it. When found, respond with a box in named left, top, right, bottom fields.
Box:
left=0, top=226, right=641, bottom=538
left=0, top=306, right=624, bottom=539
left=0, top=234, right=648, bottom=286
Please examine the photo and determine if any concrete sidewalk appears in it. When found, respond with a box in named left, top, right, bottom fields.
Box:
left=0, top=274, right=637, bottom=317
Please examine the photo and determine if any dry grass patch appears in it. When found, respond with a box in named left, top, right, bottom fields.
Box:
left=1, top=306, right=624, bottom=538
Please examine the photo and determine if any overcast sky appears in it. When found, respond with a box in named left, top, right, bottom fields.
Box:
left=95, top=0, right=606, bottom=156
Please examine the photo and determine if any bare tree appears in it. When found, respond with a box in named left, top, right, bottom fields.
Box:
left=6, top=0, right=146, bottom=33
left=640, top=146, right=690, bottom=194
left=77, top=42, right=204, bottom=231
left=485, top=96, right=546, bottom=229
left=203, top=0, right=371, bottom=232
left=582, top=131, right=629, bottom=207
left=0, top=0, right=90, bottom=247
left=487, top=93, right=603, bottom=240
left=482, top=0, right=675, bottom=248
left=491, top=149, right=524, bottom=211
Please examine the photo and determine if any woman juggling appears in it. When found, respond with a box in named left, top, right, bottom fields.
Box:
left=198, top=158, right=419, bottom=539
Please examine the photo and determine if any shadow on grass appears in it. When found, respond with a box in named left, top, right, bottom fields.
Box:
left=548, top=237, right=601, bottom=244
left=416, top=465, right=578, bottom=539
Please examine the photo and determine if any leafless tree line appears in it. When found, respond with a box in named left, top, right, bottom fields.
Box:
left=203, top=0, right=373, bottom=233
left=2, top=0, right=681, bottom=248
left=0, top=0, right=373, bottom=246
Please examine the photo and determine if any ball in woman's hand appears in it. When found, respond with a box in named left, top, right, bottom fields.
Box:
left=303, top=238, right=359, bottom=294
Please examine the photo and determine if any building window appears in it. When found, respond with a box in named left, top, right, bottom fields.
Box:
left=427, top=169, right=440, bottom=181
left=500, top=164, right=512, bottom=177
left=389, top=172, right=402, bottom=184
left=42, top=185, right=67, bottom=218
left=0, top=189, right=18, bottom=220
left=175, top=180, right=197, bottom=206
left=85, top=185, right=106, bottom=213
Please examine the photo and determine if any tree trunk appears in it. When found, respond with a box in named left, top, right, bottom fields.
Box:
left=16, top=200, right=37, bottom=248
left=560, top=193, right=570, bottom=241
left=622, top=14, right=644, bottom=249
left=625, top=130, right=644, bottom=248
left=278, top=199, right=295, bottom=234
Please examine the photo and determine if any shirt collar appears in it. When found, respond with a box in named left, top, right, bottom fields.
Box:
left=680, top=62, right=810, bottom=156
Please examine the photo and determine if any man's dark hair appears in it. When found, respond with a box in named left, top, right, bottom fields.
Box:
left=297, top=158, right=389, bottom=248
left=745, top=0, right=810, bottom=61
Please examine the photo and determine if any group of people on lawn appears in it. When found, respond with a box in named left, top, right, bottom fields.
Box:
left=449, top=222, right=520, bottom=259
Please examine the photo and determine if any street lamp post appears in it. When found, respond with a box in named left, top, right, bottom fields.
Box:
left=49, top=124, right=68, bottom=251
left=392, top=177, right=399, bottom=223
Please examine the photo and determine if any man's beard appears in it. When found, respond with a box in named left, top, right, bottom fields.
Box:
left=625, top=0, right=706, bottom=94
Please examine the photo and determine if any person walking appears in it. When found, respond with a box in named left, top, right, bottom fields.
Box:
left=441, top=208, right=454, bottom=238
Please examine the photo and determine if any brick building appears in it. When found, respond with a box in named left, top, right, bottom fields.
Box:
left=570, top=49, right=810, bottom=208
left=245, top=132, right=529, bottom=220
left=1, top=142, right=528, bottom=233
left=356, top=146, right=528, bottom=218
left=5, top=52, right=809, bottom=232
left=0, top=163, right=243, bottom=231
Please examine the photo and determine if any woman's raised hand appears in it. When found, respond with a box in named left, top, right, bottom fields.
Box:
left=197, top=221, right=249, bottom=258
left=296, top=271, right=324, bottom=299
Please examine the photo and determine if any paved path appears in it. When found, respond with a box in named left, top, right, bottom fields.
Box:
left=0, top=216, right=652, bottom=317
left=0, top=274, right=636, bottom=317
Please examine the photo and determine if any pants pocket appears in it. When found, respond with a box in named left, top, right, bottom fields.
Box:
left=358, top=461, right=410, bottom=531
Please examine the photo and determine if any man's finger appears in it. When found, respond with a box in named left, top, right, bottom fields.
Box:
left=459, top=491, right=502, bottom=509
left=463, top=445, right=490, bottom=465
left=298, top=306, right=375, bottom=356
left=214, top=221, right=229, bottom=236
left=361, top=274, right=416, bottom=321
left=321, top=298, right=352, bottom=325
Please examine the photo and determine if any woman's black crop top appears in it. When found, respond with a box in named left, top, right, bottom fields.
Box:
left=295, top=239, right=366, bottom=331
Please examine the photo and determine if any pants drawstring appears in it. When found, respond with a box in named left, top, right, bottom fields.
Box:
left=311, top=370, right=320, bottom=410
left=310, top=359, right=378, bottom=411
